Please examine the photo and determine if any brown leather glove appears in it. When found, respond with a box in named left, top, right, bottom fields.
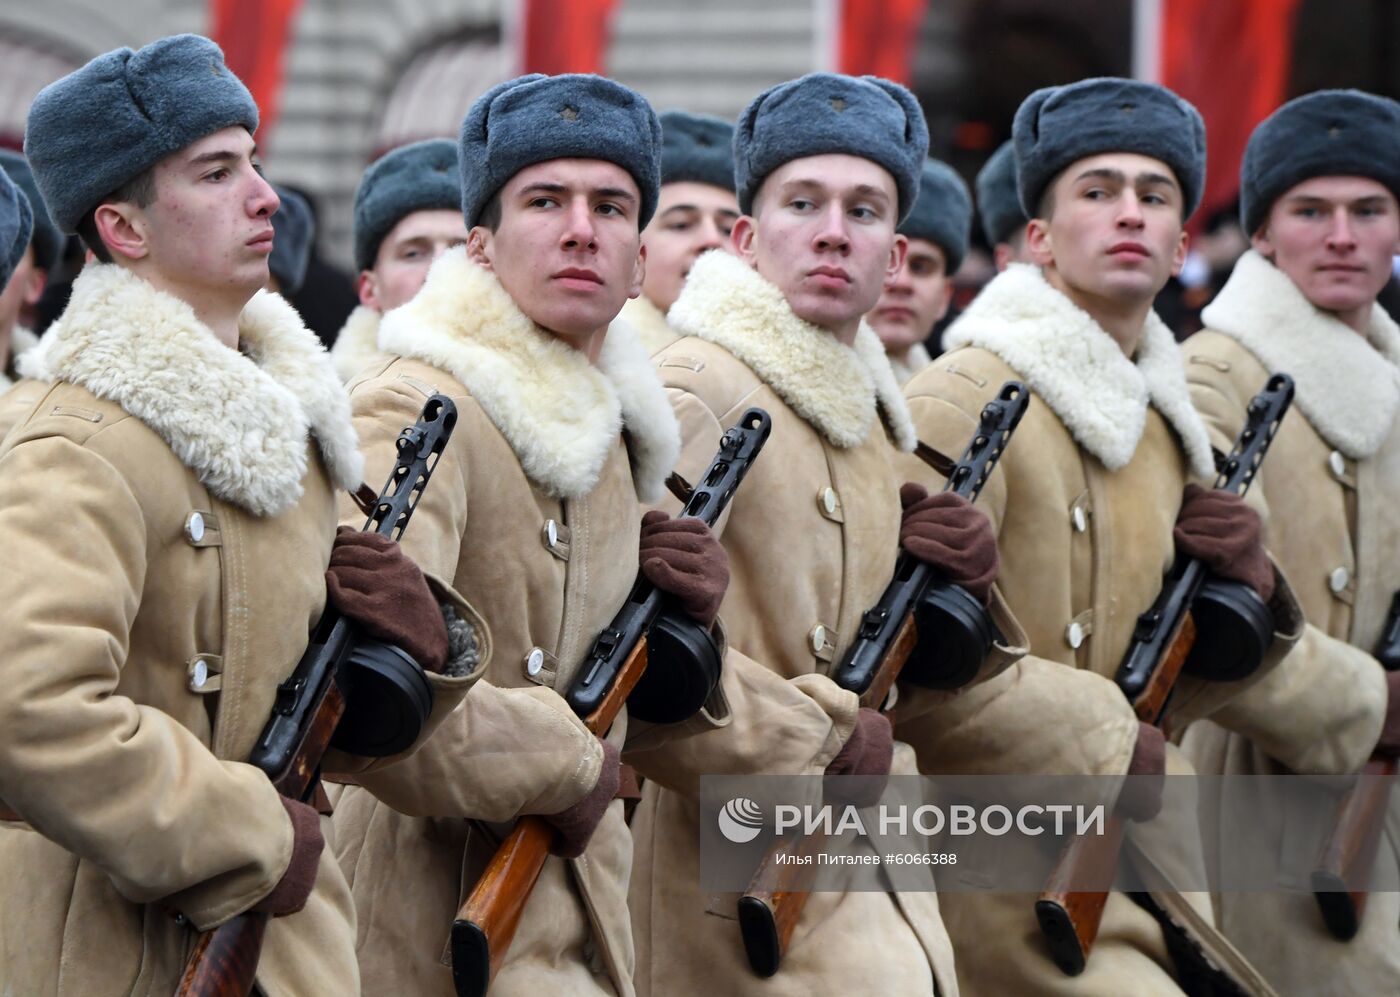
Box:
left=638, top=510, right=730, bottom=627
left=546, top=740, right=621, bottom=858
left=1173, top=484, right=1275, bottom=603
left=1115, top=722, right=1166, bottom=823
left=1377, top=672, right=1400, bottom=757
left=898, top=483, right=999, bottom=604
left=252, top=796, right=324, bottom=917
left=325, top=526, right=449, bottom=672
left=824, top=708, right=894, bottom=807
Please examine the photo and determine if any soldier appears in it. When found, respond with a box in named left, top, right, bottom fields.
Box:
left=630, top=71, right=1022, bottom=996
left=868, top=158, right=973, bottom=384
left=975, top=139, right=1032, bottom=271
left=330, top=138, right=466, bottom=380
left=266, top=182, right=314, bottom=297
left=898, top=78, right=1304, bottom=994
left=1179, top=90, right=1400, bottom=995
left=0, top=158, right=33, bottom=394
left=621, top=110, right=739, bottom=355
left=0, top=35, right=485, bottom=995
left=330, top=74, right=731, bottom=995
left=0, top=150, right=58, bottom=395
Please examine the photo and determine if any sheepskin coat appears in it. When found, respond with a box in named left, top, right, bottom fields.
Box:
left=1180, top=250, right=1400, bottom=995
left=625, top=250, right=1027, bottom=997
left=888, top=340, right=933, bottom=387
left=330, top=246, right=684, bottom=997
left=619, top=294, right=682, bottom=356
left=896, top=264, right=1303, bottom=996
left=329, top=304, right=386, bottom=382
left=0, top=264, right=483, bottom=996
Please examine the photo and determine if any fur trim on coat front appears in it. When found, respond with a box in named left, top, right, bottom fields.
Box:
left=376, top=246, right=680, bottom=502
left=1201, top=249, right=1400, bottom=460
left=667, top=249, right=917, bottom=452
left=18, top=264, right=362, bottom=515
left=944, top=263, right=1215, bottom=477
left=330, top=305, right=386, bottom=383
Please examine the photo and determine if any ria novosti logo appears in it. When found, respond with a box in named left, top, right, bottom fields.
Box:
left=717, top=797, right=765, bottom=843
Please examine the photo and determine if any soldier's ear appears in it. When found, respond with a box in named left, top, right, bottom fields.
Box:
left=731, top=215, right=758, bottom=264
left=466, top=227, right=494, bottom=272
left=886, top=233, right=908, bottom=283
left=628, top=243, right=646, bottom=300
left=93, top=202, right=149, bottom=262
left=1025, top=217, right=1055, bottom=268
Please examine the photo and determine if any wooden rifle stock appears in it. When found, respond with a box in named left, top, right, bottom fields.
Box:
left=451, top=409, right=772, bottom=997
left=1035, top=374, right=1294, bottom=978
left=738, top=382, right=1029, bottom=977
left=175, top=396, right=457, bottom=997
left=1312, top=590, right=1400, bottom=939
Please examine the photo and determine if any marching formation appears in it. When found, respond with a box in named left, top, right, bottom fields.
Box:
left=0, top=30, right=1397, bottom=997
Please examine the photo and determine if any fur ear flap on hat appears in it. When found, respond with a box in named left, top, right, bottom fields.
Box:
left=734, top=72, right=930, bottom=223
left=1013, top=77, right=1206, bottom=220
left=898, top=158, right=973, bottom=273
left=352, top=139, right=460, bottom=271
left=659, top=110, right=736, bottom=192
left=0, top=150, right=61, bottom=272
left=459, top=74, right=662, bottom=230
left=0, top=169, right=32, bottom=290
left=269, top=184, right=314, bottom=295
left=976, top=140, right=1027, bottom=248
left=24, top=33, right=259, bottom=234
left=1240, top=89, right=1400, bottom=235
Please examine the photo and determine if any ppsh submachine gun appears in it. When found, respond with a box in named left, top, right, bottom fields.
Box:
left=176, top=395, right=460, bottom=996
left=738, top=380, right=1030, bottom=978
left=1035, top=373, right=1294, bottom=979
left=451, top=408, right=772, bottom=997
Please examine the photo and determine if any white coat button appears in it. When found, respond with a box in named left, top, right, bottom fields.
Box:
left=185, top=511, right=205, bottom=543
left=821, top=488, right=838, bottom=516
left=1329, top=451, right=1346, bottom=477
left=1072, top=507, right=1088, bottom=533
left=525, top=647, right=545, bottom=676
left=1066, top=621, right=1086, bottom=649
left=544, top=519, right=559, bottom=547
left=811, top=625, right=827, bottom=653
left=1330, top=567, right=1350, bottom=593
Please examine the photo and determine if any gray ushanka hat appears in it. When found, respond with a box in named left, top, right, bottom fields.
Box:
left=269, top=185, right=313, bottom=295
left=459, top=74, right=662, bottom=229
left=898, top=159, right=973, bottom=273
left=659, top=110, right=736, bottom=192
left=0, top=150, right=62, bottom=271
left=1013, top=77, right=1206, bottom=219
left=24, top=34, right=258, bottom=234
left=0, top=170, right=32, bottom=290
left=734, top=72, right=929, bottom=223
left=352, top=139, right=460, bottom=271
left=1241, top=89, right=1400, bottom=235
left=976, top=140, right=1028, bottom=247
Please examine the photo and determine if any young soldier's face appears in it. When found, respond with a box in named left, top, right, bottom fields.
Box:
left=735, top=154, right=905, bottom=341
left=359, top=209, right=469, bottom=313
left=1028, top=152, right=1188, bottom=306
left=1253, top=175, right=1400, bottom=319
left=640, top=181, right=739, bottom=312
left=471, top=158, right=645, bottom=345
left=0, top=244, right=45, bottom=337
left=138, top=127, right=279, bottom=294
left=868, top=236, right=953, bottom=354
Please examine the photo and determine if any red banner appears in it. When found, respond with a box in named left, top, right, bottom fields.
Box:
left=521, top=0, right=621, bottom=75
left=839, top=0, right=928, bottom=84
left=1161, top=0, right=1300, bottom=229
left=210, top=0, right=304, bottom=139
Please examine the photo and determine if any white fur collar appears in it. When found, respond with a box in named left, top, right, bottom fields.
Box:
left=945, top=264, right=1214, bottom=477
left=377, top=246, right=679, bottom=502
left=18, top=264, right=362, bottom=516
left=1201, top=250, right=1400, bottom=459
left=667, top=250, right=916, bottom=452
left=889, top=341, right=932, bottom=387
left=620, top=294, right=681, bottom=356
left=331, top=305, right=385, bottom=382
left=2, top=325, right=39, bottom=390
